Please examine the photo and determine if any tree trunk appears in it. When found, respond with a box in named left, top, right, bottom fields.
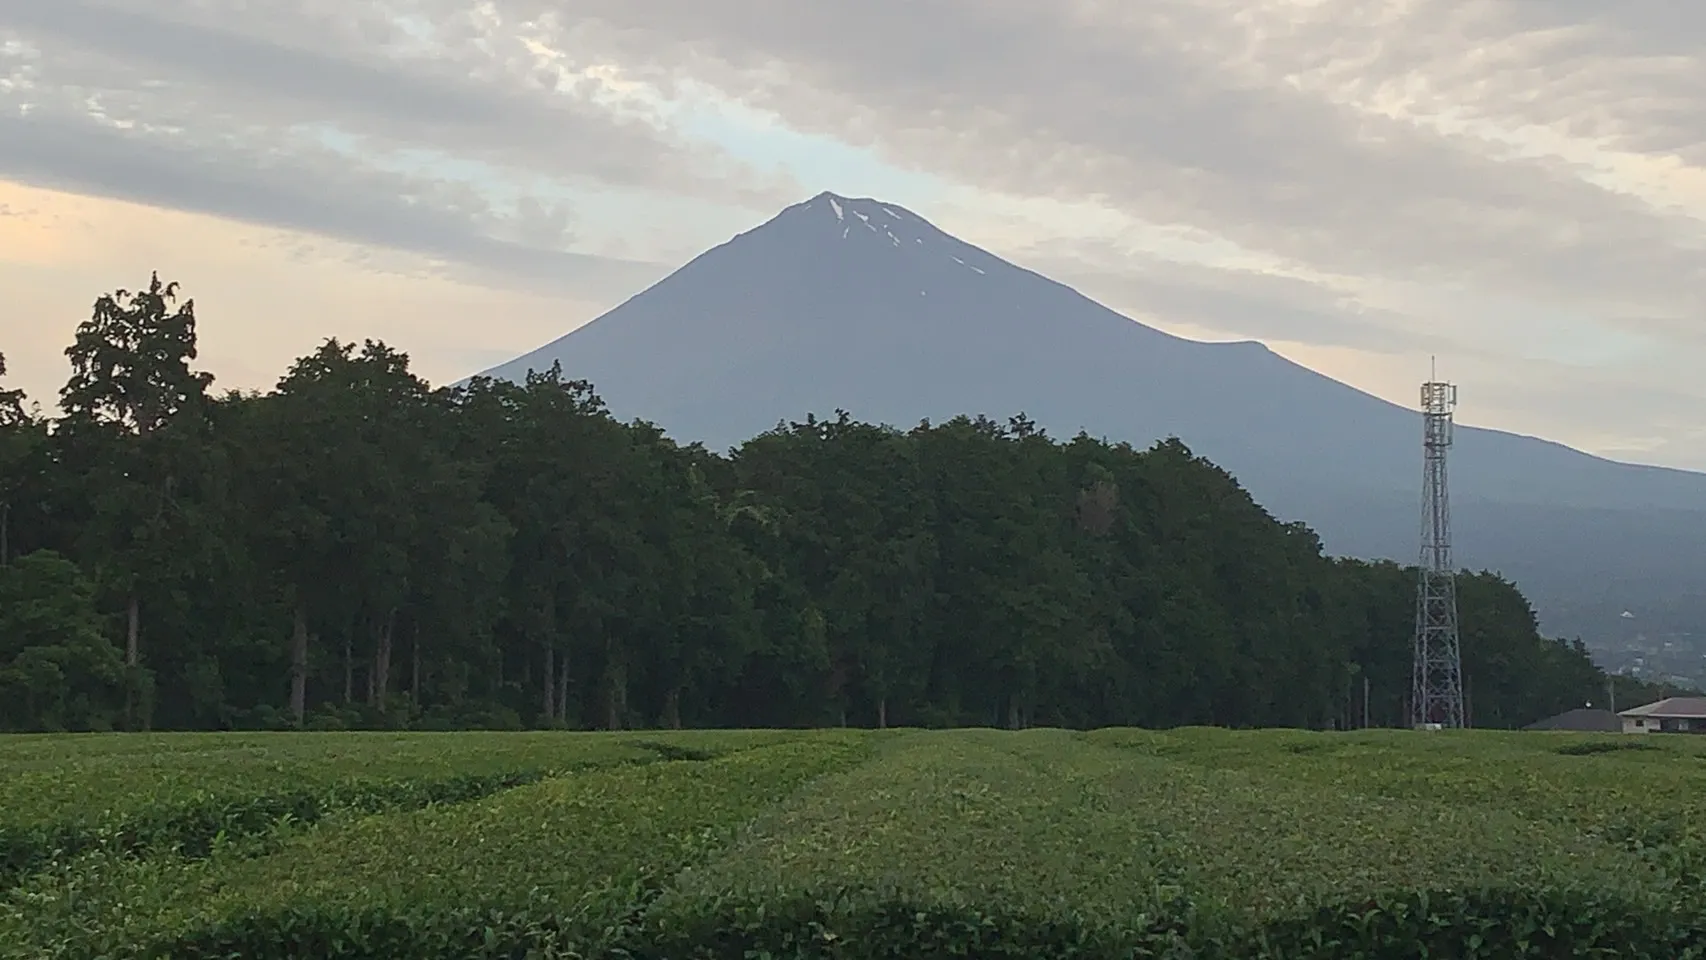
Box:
left=663, top=686, right=682, bottom=730
left=372, top=609, right=395, bottom=707
left=602, top=653, right=626, bottom=731
left=125, top=594, right=140, bottom=666
left=343, top=634, right=354, bottom=703
left=542, top=644, right=556, bottom=725
left=290, top=601, right=309, bottom=727
left=121, top=594, right=141, bottom=730
left=410, top=624, right=421, bottom=704
left=0, top=501, right=9, bottom=566
left=556, top=654, right=570, bottom=725
left=877, top=696, right=888, bottom=730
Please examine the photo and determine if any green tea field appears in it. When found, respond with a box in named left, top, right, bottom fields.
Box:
left=2, top=728, right=1704, bottom=959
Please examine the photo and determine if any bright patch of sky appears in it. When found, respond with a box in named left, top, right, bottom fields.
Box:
left=380, top=14, right=439, bottom=55
left=1356, top=272, right=1660, bottom=369
left=1361, top=93, right=1706, bottom=233
left=1430, top=287, right=1655, bottom=368
left=652, top=81, right=1312, bottom=277
left=662, top=82, right=948, bottom=199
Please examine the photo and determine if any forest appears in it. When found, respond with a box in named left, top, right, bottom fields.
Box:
left=0, top=274, right=1663, bottom=734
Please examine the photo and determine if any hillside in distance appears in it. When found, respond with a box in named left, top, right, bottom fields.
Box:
left=477, top=192, right=1706, bottom=655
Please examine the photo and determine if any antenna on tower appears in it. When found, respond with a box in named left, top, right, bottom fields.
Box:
left=1412, top=361, right=1466, bottom=729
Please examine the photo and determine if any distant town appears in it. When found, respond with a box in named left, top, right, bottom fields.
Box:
left=1601, top=628, right=1706, bottom=691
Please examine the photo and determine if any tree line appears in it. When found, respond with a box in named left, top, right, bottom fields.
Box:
left=0, top=274, right=1666, bottom=733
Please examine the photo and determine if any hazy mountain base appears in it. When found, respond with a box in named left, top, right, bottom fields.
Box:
left=1278, top=485, right=1706, bottom=685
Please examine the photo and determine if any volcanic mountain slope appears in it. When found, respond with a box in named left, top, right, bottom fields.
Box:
left=477, top=192, right=1706, bottom=651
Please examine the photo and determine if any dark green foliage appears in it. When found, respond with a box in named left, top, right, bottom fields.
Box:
left=134, top=894, right=658, bottom=960
left=0, top=351, right=24, bottom=428
left=59, top=273, right=212, bottom=434
left=91, top=889, right=1706, bottom=960
left=4, top=274, right=1672, bottom=736
left=632, top=739, right=722, bottom=762
left=1556, top=739, right=1656, bottom=756
left=1229, top=889, right=1706, bottom=960
left=631, top=894, right=1190, bottom=960
left=48, top=273, right=219, bottom=731
left=0, top=350, right=36, bottom=569
left=0, top=550, right=125, bottom=731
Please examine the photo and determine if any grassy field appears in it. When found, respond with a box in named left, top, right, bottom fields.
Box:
left=1, top=727, right=1704, bottom=958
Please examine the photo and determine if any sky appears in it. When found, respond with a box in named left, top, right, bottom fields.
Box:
left=1, top=0, right=1704, bottom=469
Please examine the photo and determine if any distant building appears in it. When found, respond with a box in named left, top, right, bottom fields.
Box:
left=1524, top=708, right=1620, bottom=733
left=1618, top=697, right=1706, bottom=734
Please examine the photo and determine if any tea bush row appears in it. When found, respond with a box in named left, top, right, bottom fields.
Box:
left=0, top=731, right=699, bottom=829
left=633, top=888, right=1706, bottom=960
left=0, top=731, right=803, bottom=887
left=0, top=768, right=550, bottom=886
left=43, top=885, right=1706, bottom=959
left=0, top=733, right=878, bottom=959
left=1091, top=726, right=1706, bottom=905
left=670, top=730, right=1674, bottom=926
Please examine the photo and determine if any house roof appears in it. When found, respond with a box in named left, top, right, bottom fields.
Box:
left=1618, top=697, right=1706, bottom=719
left=1525, top=708, right=1621, bottom=732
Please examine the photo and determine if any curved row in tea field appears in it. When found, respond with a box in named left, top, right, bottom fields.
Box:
left=1, top=728, right=1703, bottom=959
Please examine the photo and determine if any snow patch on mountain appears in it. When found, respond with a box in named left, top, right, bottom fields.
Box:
left=950, top=254, right=986, bottom=275
left=801, top=192, right=1009, bottom=274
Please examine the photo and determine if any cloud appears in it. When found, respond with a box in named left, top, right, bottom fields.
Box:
left=13, top=0, right=1701, bottom=327
left=0, top=109, right=668, bottom=300
left=0, top=0, right=794, bottom=295
left=0, top=0, right=789, bottom=196
left=1016, top=238, right=1437, bottom=357
left=510, top=0, right=1706, bottom=336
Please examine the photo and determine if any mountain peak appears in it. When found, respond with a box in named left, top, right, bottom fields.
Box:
left=799, top=190, right=917, bottom=226
left=772, top=191, right=987, bottom=272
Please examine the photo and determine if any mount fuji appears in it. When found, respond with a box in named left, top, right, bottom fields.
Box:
left=474, top=192, right=1706, bottom=653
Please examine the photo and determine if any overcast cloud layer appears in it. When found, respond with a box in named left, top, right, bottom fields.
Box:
left=2, top=0, right=1704, bottom=467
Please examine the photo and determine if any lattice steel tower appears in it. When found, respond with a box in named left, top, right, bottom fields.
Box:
left=1411, top=368, right=1466, bottom=729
